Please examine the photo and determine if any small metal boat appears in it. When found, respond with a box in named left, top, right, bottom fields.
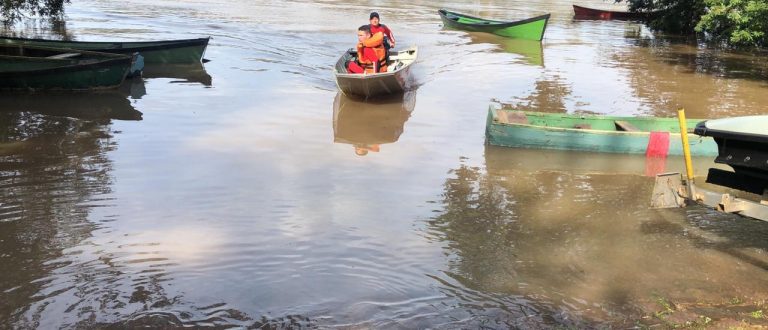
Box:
left=333, top=46, right=418, bottom=99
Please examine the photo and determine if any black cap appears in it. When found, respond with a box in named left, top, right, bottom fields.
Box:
left=370, top=12, right=379, bottom=19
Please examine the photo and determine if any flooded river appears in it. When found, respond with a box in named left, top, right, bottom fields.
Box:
left=2, top=0, right=768, bottom=328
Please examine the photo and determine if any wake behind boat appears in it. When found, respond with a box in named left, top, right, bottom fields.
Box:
left=333, top=46, right=417, bottom=99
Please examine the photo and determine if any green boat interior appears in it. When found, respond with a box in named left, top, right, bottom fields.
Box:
left=335, top=47, right=417, bottom=74
left=0, top=45, right=84, bottom=59
left=0, top=45, right=124, bottom=71
left=444, top=12, right=500, bottom=25
left=494, top=109, right=699, bottom=133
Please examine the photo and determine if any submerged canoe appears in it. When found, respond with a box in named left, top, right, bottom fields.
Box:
left=486, top=107, right=718, bottom=156
left=438, top=9, right=550, bottom=41
left=333, top=46, right=418, bottom=99
left=0, top=36, right=209, bottom=63
left=0, top=44, right=134, bottom=90
left=572, top=5, right=651, bottom=20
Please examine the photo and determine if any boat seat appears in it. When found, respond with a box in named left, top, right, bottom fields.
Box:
left=46, top=53, right=81, bottom=59
left=496, top=110, right=528, bottom=124
left=388, top=62, right=403, bottom=72
left=614, top=120, right=640, bottom=132
left=573, top=123, right=592, bottom=129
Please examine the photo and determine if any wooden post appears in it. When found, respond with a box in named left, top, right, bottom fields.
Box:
left=677, top=108, right=695, bottom=198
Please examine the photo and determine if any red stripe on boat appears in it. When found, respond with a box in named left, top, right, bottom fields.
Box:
left=644, top=131, right=670, bottom=176
left=646, top=131, right=670, bottom=157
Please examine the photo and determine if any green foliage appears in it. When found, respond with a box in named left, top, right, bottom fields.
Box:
left=625, top=0, right=768, bottom=48
left=1, top=0, right=69, bottom=24
left=696, top=0, right=768, bottom=47
left=750, top=309, right=764, bottom=319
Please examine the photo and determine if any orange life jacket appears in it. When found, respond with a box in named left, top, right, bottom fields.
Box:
left=357, top=32, right=387, bottom=73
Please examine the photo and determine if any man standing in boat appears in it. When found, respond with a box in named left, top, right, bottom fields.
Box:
left=369, top=12, right=396, bottom=51
left=347, top=25, right=387, bottom=74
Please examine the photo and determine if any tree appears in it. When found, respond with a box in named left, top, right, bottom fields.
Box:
left=626, top=0, right=768, bottom=48
left=628, top=0, right=708, bottom=34
left=696, top=0, right=768, bottom=47
left=1, top=0, right=69, bottom=24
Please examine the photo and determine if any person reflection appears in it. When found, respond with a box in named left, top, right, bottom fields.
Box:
left=353, top=144, right=381, bottom=156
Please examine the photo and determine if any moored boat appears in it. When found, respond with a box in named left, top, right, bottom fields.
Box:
left=0, top=44, right=134, bottom=90
left=694, top=116, right=768, bottom=194
left=333, top=46, right=418, bottom=99
left=572, top=4, right=652, bottom=20
left=0, top=36, right=210, bottom=63
left=438, top=9, right=550, bottom=41
left=486, top=107, right=718, bottom=156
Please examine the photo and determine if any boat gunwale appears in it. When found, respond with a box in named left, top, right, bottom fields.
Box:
left=333, top=46, right=418, bottom=80
left=0, top=44, right=132, bottom=59
left=0, top=36, right=210, bottom=47
left=438, top=9, right=551, bottom=29
left=572, top=4, right=658, bottom=18
left=490, top=109, right=703, bottom=137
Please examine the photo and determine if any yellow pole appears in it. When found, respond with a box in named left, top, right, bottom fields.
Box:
left=677, top=108, right=695, bottom=186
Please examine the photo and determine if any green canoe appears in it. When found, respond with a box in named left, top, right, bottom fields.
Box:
left=0, top=44, right=133, bottom=90
left=438, top=9, right=550, bottom=41
left=0, top=36, right=209, bottom=63
left=486, top=107, right=718, bottom=156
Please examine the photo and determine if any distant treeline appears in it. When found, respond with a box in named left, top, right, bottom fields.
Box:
left=628, top=0, right=768, bottom=48
left=2, top=0, right=767, bottom=49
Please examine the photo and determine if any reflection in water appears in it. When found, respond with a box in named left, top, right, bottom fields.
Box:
left=495, top=72, right=572, bottom=113
left=4, top=0, right=768, bottom=327
left=0, top=91, right=142, bottom=121
left=425, top=157, right=768, bottom=327
left=0, top=110, right=115, bottom=325
left=141, top=63, right=213, bottom=87
left=332, top=91, right=416, bottom=156
left=467, top=32, right=544, bottom=66
left=0, top=18, right=73, bottom=40
left=484, top=145, right=721, bottom=178
left=619, top=39, right=768, bottom=117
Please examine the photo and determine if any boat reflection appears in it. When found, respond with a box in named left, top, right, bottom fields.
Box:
left=467, top=32, right=544, bottom=66
left=0, top=90, right=142, bottom=121
left=141, top=63, right=212, bottom=86
left=484, top=145, right=722, bottom=177
left=332, top=91, right=417, bottom=156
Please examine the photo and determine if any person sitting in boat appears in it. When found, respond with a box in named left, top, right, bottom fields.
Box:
left=347, top=25, right=387, bottom=74
left=369, top=12, right=396, bottom=51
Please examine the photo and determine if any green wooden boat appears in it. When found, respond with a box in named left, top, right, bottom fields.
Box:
left=0, top=44, right=133, bottom=90
left=486, top=107, right=718, bottom=156
left=0, top=36, right=209, bottom=63
left=438, top=9, right=550, bottom=41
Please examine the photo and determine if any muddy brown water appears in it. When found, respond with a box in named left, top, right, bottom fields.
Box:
left=1, top=0, right=768, bottom=328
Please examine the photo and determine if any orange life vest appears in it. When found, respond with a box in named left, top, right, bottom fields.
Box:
left=357, top=32, right=387, bottom=73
